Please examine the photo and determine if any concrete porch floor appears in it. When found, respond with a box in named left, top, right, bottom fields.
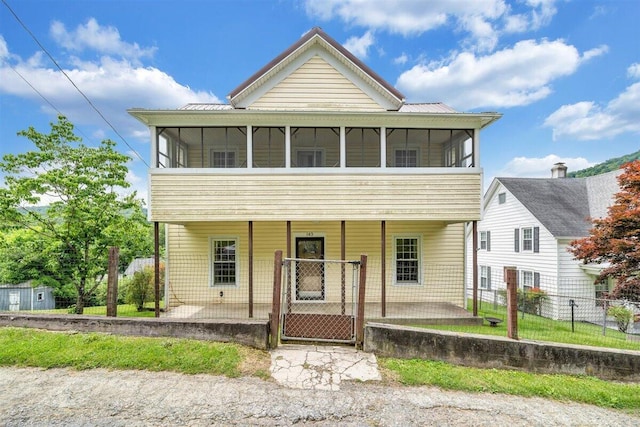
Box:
left=162, top=301, right=481, bottom=325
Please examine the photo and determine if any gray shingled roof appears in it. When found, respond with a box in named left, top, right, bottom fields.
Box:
left=498, top=173, right=620, bottom=238
left=499, top=178, right=591, bottom=237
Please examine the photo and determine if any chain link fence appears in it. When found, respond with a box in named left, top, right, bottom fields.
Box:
left=470, top=268, right=640, bottom=350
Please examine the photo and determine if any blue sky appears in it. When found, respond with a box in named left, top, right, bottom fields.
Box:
left=1, top=0, right=639, bottom=204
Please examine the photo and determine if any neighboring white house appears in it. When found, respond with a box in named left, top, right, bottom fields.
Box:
left=467, top=163, right=621, bottom=320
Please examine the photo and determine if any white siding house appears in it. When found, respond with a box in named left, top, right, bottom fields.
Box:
left=468, top=165, right=621, bottom=320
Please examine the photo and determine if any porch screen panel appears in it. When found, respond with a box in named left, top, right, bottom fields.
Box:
left=346, top=127, right=380, bottom=167
left=386, top=128, right=430, bottom=167
left=203, top=127, right=247, bottom=168
left=252, top=127, right=285, bottom=168
left=157, top=128, right=188, bottom=168
left=291, top=127, right=339, bottom=167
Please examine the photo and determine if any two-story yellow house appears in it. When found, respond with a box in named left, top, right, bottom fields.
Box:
left=129, top=28, right=501, bottom=321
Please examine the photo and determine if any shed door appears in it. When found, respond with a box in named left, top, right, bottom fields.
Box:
left=9, top=292, right=20, bottom=311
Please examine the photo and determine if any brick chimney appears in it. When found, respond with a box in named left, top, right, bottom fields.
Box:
left=551, top=162, right=567, bottom=178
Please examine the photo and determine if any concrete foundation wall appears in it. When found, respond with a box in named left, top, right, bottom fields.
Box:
left=0, top=314, right=270, bottom=350
left=364, top=322, right=640, bottom=381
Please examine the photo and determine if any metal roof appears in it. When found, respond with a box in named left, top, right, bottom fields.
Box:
left=398, top=103, right=458, bottom=113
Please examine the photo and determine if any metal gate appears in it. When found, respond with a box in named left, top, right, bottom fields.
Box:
left=271, top=253, right=366, bottom=346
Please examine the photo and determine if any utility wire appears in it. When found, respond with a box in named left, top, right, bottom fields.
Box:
left=2, top=0, right=149, bottom=168
left=9, top=65, right=93, bottom=143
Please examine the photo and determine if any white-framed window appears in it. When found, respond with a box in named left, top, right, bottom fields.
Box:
left=210, top=237, right=238, bottom=286
left=158, top=134, right=188, bottom=168
left=522, top=227, right=533, bottom=251
left=394, top=236, right=421, bottom=284
left=480, top=266, right=491, bottom=290
left=520, top=270, right=533, bottom=290
left=498, top=192, right=506, bottom=204
left=479, top=231, right=490, bottom=251
left=394, top=148, right=418, bottom=167
left=36, top=292, right=44, bottom=302
left=296, top=149, right=324, bottom=167
left=211, top=150, right=236, bottom=168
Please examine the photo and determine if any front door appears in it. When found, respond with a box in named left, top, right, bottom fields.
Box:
left=295, top=237, right=324, bottom=301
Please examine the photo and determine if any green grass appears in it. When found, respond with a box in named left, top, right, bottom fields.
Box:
left=381, top=358, right=640, bottom=412
left=422, top=302, right=640, bottom=351
left=0, top=327, right=256, bottom=376
left=38, top=302, right=163, bottom=318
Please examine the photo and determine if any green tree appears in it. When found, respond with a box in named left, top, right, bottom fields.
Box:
left=570, top=160, right=640, bottom=305
left=0, top=116, right=150, bottom=313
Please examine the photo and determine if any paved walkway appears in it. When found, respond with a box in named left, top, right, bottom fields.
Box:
left=270, top=344, right=381, bottom=390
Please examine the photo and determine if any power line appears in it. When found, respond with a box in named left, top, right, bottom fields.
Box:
left=2, top=0, right=149, bottom=168
left=9, top=65, right=93, bottom=142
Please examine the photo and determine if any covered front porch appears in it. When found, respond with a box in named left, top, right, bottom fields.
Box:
left=160, top=219, right=479, bottom=325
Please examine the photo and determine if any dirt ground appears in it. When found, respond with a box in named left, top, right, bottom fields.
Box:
left=1, top=366, right=638, bottom=426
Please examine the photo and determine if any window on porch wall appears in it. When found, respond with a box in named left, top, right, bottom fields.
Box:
left=394, top=236, right=421, bottom=285
left=291, top=127, right=339, bottom=167
left=156, top=127, right=248, bottom=168
left=210, top=238, right=238, bottom=286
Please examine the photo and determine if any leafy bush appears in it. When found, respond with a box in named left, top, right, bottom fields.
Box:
left=607, top=305, right=633, bottom=333
left=124, top=264, right=164, bottom=311
left=498, top=287, right=548, bottom=315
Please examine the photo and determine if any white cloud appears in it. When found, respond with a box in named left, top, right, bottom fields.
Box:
left=627, top=63, right=640, bottom=79
left=304, top=0, right=558, bottom=52
left=50, top=18, right=156, bottom=63
left=0, top=35, right=8, bottom=60
left=396, top=39, right=584, bottom=110
left=343, top=31, right=375, bottom=59
left=0, top=19, right=220, bottom=140
left=394, top=53, right=409, bottom=65
left=543, top=67, right=640, bottom=140
left=581, top=45, right=608, bottom=62
left=497, top=154, right=594, bottom=178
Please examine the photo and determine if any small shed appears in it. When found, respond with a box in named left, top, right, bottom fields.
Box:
left=0, top=282, right=55, bottom=311
left=124, top=257, right=156, bottom=276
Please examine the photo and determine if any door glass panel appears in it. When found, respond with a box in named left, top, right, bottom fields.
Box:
left=295, top=237, right=324, bottom=300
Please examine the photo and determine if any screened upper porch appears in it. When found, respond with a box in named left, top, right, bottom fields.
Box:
left=156, top=126, right=476, bottom=169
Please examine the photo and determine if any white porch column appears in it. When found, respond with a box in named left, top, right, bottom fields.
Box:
left=246, top=125, right=253, bottom=169
left=285, top=125, right=291, bottom=168
left=473, top=128, right=480, bottom=168
left=340, top=126, right=346, bottom=168
left=150, top=126, right=157, bottom=167
left=380, top=126, right=387, bottom=169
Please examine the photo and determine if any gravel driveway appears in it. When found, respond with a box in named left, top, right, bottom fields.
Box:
left=1, top=367, right=638, bottom=426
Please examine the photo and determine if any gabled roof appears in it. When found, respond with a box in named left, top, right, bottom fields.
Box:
left=227, top=27, right=404, bottom=110
left=498, top=178, right=591, bottom=237
left=489, top=171, right=621, bottom=238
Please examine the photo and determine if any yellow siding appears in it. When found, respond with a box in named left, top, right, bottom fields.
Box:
left=165, top=221, right=464, bottom=308
left=150, top=172, right=482, bottom=222
left=250, top=56, right=385, bottom=111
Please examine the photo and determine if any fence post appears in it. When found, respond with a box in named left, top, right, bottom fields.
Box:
left=356, top=254, right=367, bottom=349
left=106, top=247, right=119, bottom=317
left=154, top=222, right=160, bottom=318
left=270, top=250, right=283, bottom=349
left=505, top=267, right=518, bottom=339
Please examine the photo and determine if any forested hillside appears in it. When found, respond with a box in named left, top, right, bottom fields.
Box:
left=568, top=150, right=640, bottom=178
